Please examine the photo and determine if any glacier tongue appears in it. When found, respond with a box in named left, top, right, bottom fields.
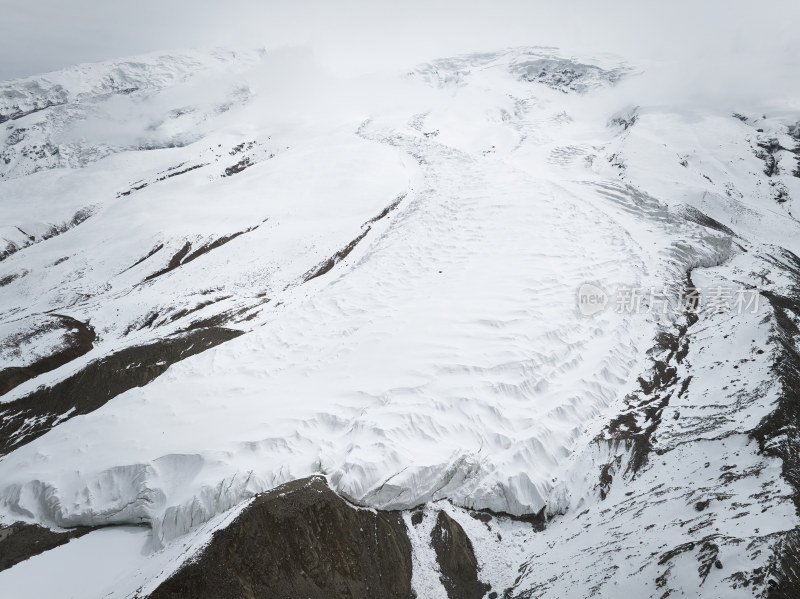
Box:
left=1, top=46, right=800, bottom=597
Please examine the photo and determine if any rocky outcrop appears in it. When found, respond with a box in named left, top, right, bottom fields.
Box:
left=149, top=476, right=414, bottom=599
left=751, top=249, right=800, bottom=598
left=430, top=510, right=490, bottom=599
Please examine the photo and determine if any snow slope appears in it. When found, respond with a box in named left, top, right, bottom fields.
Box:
left=1, top=46, right=799, bottom=597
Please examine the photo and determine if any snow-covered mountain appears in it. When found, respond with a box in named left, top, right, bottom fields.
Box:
left=1, top=46, right=799, bottom=598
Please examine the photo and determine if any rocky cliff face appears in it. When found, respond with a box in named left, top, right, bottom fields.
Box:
left=149, top=476, right=414, bottom=599
left=148, top=476, right=495, bottom=599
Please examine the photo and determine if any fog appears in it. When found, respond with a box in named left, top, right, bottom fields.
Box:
left=1, top=0, right=798, bottom=110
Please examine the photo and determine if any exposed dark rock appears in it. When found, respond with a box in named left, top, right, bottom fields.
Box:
left=121, top=243, right=165, bottom=273
left=118, top=181, right=149, bottom=197
left=0, top=100, right=66, bottom=124
left=0, top=271, right=24, bottom=287
left=303, top=195, right=406, bottom=283
left=0, top=207, right=95, bottom=262
left=229, top=141, right=257, bottom=156
left=168, top=296, right=232, bottom=323
left=149, top=476, right=414, bottom=599
left=119, top=164, right=209, bottom=198
left=788, top=122, right=800, bottom=142
left=365, top=193, right=406, bottom=225
left=679, top=205, right=736, bottom=236
left=181, top=228, right=257, bottom=265
left=143, top=241, right=192, bottom=281
left=768, top=528, right=800, bottom=598
left=608, top=112, right=638, bottom=131
left=154, top=163, right=205, bottom=181
left=144, top=224, right=262, bottom=283
left=513, top=58, right=624, bottom=93
left=754, top=138, right=792, bottom=181
left=764, top=155, right=778, bottom=177
left=0, top=326, right=243, bottom=456
left=7, top=127, right=26, bottom=145
left=303, top=227, right=371, bottom=282
left=0, top=521, right=95, bottom=573
left=46, top=208, right=95, bottom=240
left=469, top=506, right=545, bottom=531
left=223, top=156, right=253, bottom=177
left=658, top=541, right=695, bottom=565
left=600, top=273, right=699, bottom=476
left=430, top=510, right=490, bottom=599
left=599, top=455, right=622, bottom=500
left=0, top=314, right=95, bottom=396
left=469, top=511, right=492, bottom=524
left=697, top=539, right=720, bottom=583
left=750, top=249, right=800, bottom=598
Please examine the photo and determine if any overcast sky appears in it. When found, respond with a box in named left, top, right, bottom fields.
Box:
left=1, top=0, right=798, bottom=107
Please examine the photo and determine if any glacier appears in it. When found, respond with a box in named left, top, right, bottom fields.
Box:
left=1, top=45, right=799, bottom=598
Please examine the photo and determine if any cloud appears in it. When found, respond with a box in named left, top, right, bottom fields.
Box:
left=1, top=0, right=798, bottom=110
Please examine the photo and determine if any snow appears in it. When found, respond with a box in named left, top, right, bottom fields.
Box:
left=0, top=49, right=669, bottom=534
left=403, top=511, right=450, bottom=599
left=1, top=45, right=799, bottom=597
left=0, top=526, right=149, bottom=599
